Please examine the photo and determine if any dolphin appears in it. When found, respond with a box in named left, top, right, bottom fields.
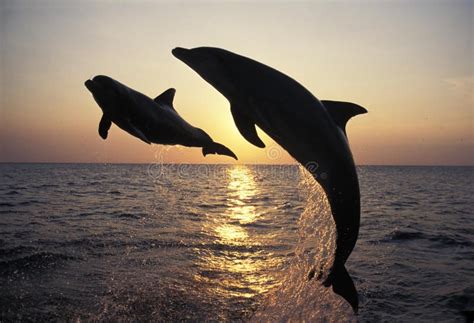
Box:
left=172, top=47, right=367, bottom=312
left=84, top=75, right=237, bottom=159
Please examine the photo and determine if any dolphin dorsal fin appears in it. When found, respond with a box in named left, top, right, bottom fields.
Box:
left=322, top=100, right=367, bottom=135
left=154, top=88, right=176, bottom=110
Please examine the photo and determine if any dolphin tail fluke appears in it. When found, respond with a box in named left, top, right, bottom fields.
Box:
left=202, top=142, right=238, bottom=160
left=324, top=265, right=358, bottom=313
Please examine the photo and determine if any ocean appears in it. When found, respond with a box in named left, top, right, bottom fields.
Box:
left=0, top=163, right=472, bottom=322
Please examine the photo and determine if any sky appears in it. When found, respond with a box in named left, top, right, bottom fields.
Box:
left=0, top=0, right=472, bottom=165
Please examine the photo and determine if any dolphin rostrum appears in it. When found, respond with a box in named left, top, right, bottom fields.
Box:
left=84, top=75, right=237, bottom=160
left=172, top=47, right=367, bottom=312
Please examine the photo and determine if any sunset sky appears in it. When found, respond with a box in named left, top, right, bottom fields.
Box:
left=1, top=0, right=472, bottom=165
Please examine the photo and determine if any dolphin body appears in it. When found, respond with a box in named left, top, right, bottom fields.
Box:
left=84, top=75, right=237, bottom=159
left=172, top=47, right=367, bottom=312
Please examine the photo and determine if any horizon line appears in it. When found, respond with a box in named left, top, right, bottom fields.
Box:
left=0, top=161, right=473, bottom=167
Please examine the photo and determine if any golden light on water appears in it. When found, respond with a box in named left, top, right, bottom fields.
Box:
left=214, top=224, right=248, bottom=245
left=217, top=166, right=261, bottom=238
left=214, top=166, right=259, bottom=247
left=197, top=165, right=279, bottom=298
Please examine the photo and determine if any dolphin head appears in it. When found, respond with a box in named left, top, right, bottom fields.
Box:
left=172, top=47, right=237, bottom=96
left=172, top=47, right=217, bottom=71
left=84, top=75, right=127, bottom=115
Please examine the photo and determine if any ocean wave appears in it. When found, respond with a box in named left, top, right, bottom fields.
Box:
left=249, top=196, right=271, bottom=202
left=443, top=287, right=474, bottom=310
left=198, top=203, right=227, bottom=209
left=77, top=211, right=97, bottom=217
left=111, top=212, right=143, bottom=219
left=7, top=185, right=27, bottom=191
left=18, top=200, right=44, bottom=206
left=382, top=230, right=426, bottom=241
left=0, top=252, right=78, bottom=275
left=33, top=184, right=59, bottom=189
left=0, top=245, right=37, bottom=258
left=0, top=210, right=26, bottom=215
left=387, top=200, right=419, bottom=210
left=427, top=235, right=473, bottom=247
left=5, top=190, right=20, bottom=195
left=375, top=230, right=473, bottom=248
left=0, top=202, right=15, bottom=207
left=37, top=236, right=284, bottom=255
left=241, top=222, right=270, bottom=229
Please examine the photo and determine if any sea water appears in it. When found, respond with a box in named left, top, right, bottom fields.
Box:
left=0, top=164, right=472, bottom=321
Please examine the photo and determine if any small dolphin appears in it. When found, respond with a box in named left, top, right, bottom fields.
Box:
left=172, top=47, right=367, bottom=312
left=84, top=75, right=237, bottom=159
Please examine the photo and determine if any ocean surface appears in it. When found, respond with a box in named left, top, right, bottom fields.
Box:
left=0, top=163, right=472, bottom=322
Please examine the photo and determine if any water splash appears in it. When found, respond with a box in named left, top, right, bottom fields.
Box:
left=251, top=166, right=355, bottom=321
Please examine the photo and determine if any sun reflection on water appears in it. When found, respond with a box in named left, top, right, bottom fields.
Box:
left=214, top=224, right=248, bottom=244
left=215, top=165, right=260, bottom=249
left=197, top=165, right=280, bottom=300
left=217, top=166, right=260, bottom=241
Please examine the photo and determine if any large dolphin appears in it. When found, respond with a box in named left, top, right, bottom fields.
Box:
left=172, top=47, right=367, bottom=312
left=84, top=75, right=237, bottom=159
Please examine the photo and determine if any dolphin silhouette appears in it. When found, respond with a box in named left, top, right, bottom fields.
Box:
left=172, top=47, right=367, bottom=312
left=84, top=75, right=237, bottom=159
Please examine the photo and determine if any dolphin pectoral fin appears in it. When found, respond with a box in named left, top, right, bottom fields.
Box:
left=154, top=88, right=176, bottom=110
left=231, top=104, right=265, bottom=148
left=128, top=124, right=151, bottom=145
left=325, top=265, right=358, bottom=313
left=202, top=142, right=238, bottom=160
left=322, top=100, right=367, bottom=134
left=98, top=115, right=112, bottom=140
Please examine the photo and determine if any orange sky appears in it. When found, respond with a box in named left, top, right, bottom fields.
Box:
left=1, top=1, right=472, bottom=165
